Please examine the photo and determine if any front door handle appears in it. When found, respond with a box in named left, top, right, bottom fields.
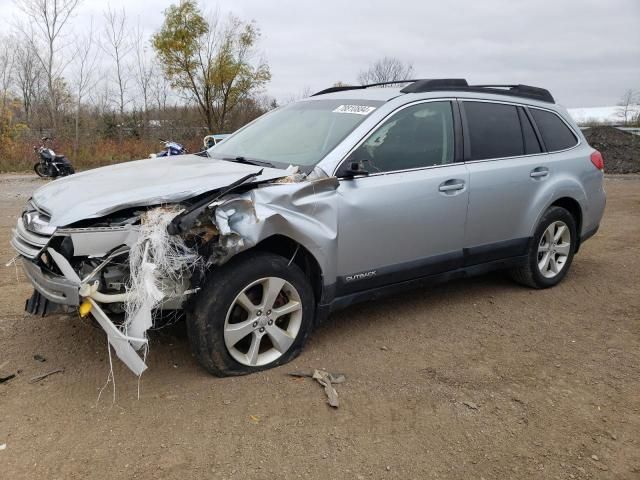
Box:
left=530, top=167, right=549, bottom=179
left=438, top=180, right=465, bottom=192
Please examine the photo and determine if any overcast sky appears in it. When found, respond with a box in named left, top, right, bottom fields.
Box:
left=2, top=0, right=639, bottom=107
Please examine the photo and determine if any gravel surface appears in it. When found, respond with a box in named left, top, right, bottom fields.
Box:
left=1, top=174, right=639, bottom=479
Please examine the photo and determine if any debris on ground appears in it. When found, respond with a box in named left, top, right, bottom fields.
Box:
left=249, top=415, right=260, bottom=423
left=0, top=444, right=6, bottom=451
left=583, top=126, right=640, bottom=173
left=463, top=401, right=479, bottom=410
left=0, top=361, right=16, bottom=384
left=289, top=369, right=346, bottom=408
left=29, top=368, right=64, bottom=384
left=33, top=354, right=46, bottom=362
left=313, top=370, right=341, bottom=408
left=288, top=370, right=346, bottom=382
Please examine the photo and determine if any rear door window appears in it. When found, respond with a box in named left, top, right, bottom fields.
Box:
left=463, top=101, right=523, bottom=160
left=529, top=108, right=578, bottom=152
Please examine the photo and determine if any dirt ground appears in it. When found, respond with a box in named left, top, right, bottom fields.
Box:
left=0, top=173, right=639, bottom=480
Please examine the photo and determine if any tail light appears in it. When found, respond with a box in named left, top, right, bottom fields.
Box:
left=590, top=150, right=604, bottom=171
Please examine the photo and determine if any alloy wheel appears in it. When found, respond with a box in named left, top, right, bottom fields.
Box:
left=537, top=221, right=571, bottom=279
left=223, top=277, right=303, bottom=367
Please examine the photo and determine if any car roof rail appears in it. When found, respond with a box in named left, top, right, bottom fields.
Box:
left=312, top=78, right=555, bottom=103
left=311, top=80, right=420, bottom=96
left=399, top=78, right=470, bottom=92
left=400, top=80, right=554, bottom=103
left=469, top=84, right=555, bottom=103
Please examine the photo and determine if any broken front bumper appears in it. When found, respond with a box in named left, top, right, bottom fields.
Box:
left=19, top=254, right=148, bottom=376
left=22, top=258, right=80, bottom=306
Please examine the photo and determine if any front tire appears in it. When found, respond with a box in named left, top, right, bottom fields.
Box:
left=510, top=206, right=577, bottom=288
left=34, top=163, right=51, bottom=178
left=186, top=251, right=315, bottom=376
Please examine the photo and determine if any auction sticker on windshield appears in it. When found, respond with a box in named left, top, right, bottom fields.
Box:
left=333, top=105, right=377, bottom=115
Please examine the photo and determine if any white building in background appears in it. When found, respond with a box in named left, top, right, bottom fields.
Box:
left=568, top=106, right=640, bottom=126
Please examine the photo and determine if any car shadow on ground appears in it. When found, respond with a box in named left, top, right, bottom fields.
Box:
left=312, top=270, right=516, bottom=344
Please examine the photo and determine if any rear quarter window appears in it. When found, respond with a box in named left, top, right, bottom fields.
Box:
left=530, top=108, right=578, bottom=152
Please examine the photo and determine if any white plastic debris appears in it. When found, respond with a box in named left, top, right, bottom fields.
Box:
left=124, top=207, right=201, bottom=350
left=274, top=165, right=306, bottom=183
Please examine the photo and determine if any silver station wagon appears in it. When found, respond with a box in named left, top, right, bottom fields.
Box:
left=12, top=79, right=606, bottom=376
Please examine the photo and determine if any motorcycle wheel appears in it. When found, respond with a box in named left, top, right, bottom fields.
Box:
left=34, top=163, right=51, bottom=178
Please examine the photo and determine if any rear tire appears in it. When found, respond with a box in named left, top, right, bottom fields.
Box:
left=509, top=206, right=577, bottom=289
left=186, top=251, right=315, bottom=377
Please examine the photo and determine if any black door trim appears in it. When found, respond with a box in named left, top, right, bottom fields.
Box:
left=329, top=255, right=528, bottom=313
left=334, top=236, right=531, bottom=298
left=335, top=250, right=462, bottom=296
left=463, top=237, right=530, bottom=266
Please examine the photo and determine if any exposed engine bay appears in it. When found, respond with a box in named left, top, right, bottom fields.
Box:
left=12, top=164, right=338, bottom=375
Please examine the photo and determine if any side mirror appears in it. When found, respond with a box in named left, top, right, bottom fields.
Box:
left=338, top=161, right=370, bottom=179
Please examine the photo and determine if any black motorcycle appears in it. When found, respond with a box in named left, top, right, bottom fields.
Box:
left=33, top=137, right=75, bottom=178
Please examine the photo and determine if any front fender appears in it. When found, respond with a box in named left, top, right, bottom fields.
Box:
left=213, top=177, right=340, bottom=285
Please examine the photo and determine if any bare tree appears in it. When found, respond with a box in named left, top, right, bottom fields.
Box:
left=14, top=42, right=42, bottom=122
left=616, top=89, right=638, bottom=125
left=357, top=57, right=414, bottom=86
left=16, top=0, right=81, bottom=128
left=102, top=6, right=133, bottom=116
left=0, top=37, right=16, bottom=115
left=133, top=21, right=153, bottom=128
left=71, top=22, right=99, bottom=154
left=281, top=85, right=312, bottom=105
left=150, top=74, right=170, bottom=113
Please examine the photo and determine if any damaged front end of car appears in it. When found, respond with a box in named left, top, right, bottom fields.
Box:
left=11, top=166, right=338, bottom=376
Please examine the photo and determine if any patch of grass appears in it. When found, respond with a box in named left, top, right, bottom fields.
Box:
left=0, top=136, right=206, bottom=173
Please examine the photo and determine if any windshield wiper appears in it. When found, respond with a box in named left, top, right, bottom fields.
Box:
left=221, top=156, right=275, bottom=168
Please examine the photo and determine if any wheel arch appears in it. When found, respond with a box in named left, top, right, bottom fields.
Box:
left=251, top=234, right=325, bottom=306
left=529, top=170, right=587, bottom=244
left=532, top=194, right=585, bottom=253
left=550, top=196, right=584, bottom=252
left=550, top=197, right=582, bottom=234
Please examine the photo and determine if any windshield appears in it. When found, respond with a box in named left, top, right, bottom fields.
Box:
left=208, top=99, right=383, bottom=170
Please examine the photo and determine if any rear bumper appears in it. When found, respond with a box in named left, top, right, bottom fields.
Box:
left=575, top=223, right=599, bottom=254
left=580, top=224, right=599, bottom=243
left=21, top=258, right=79, bottom=306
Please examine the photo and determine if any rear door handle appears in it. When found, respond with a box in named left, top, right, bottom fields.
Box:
left=438, top=180, right=465, bottom=192
left=530, top=167, right=549, bottom=178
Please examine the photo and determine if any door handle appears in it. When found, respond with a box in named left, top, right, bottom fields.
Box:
left=530, top=167, right=549, bottom=178
left=438, top=180, right=465, bottom=192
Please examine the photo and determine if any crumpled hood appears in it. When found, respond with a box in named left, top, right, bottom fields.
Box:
left=32, top=154, right=288, bottom=226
